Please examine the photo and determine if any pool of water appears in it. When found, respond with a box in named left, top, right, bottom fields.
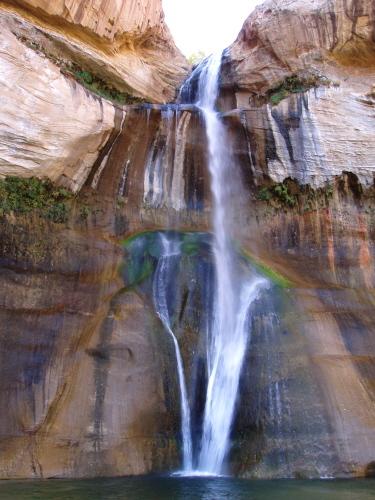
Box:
left=0, top=476, right=374, bottom=500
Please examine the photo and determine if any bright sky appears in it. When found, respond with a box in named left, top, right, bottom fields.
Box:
left=163, top=0, right=264, bottom=56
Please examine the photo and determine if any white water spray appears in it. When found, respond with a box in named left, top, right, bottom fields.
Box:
left=153, top=234, right=193, bottom=471
left=193, top=53, right=267, bottom=474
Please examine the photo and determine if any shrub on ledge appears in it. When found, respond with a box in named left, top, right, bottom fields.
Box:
left=268, top=74, right=332, bottom=106
left=0, top=177, right=72, bottom=223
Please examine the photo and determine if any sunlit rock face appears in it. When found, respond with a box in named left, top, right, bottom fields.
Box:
left=0, top=0, right=188, bottom=190
left=224, top=0, right=375, bottom=95
left=0, top=0, right=188, bottom=102
left=10, top=0, right=168, bottom=42
left=222, top=0, right=375, bottom=191
left=0, top=17, right=121, bottom=192
left=0, top=0, right=375, bottom=482
left=225, top=86, right=375, bottom=188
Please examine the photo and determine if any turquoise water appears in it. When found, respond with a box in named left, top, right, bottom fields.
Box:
left=0, top=477, right=374, bottom=499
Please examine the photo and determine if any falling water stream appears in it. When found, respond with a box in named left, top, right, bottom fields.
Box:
left=192, top=54, right=267, bottom=474
left=152, top=53, right=267, bottom=476
left=153, top=234, right=193, bottom=471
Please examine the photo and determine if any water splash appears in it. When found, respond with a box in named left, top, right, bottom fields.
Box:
left=153, top=233, right=193, bottom=471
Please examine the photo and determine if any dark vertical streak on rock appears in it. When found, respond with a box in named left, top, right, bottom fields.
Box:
left=232, top=110, right=255, bottom=191
left=184, top=112, right=206, bottom=211
left=91, top=293, right=120, bottom=454
left=329, top=9, right=339, bottom=49
left=332, top=310, right=375, bottom=401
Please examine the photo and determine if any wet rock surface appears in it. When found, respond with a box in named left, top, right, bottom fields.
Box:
left=0, top=0, right=374, bottom=481
left=1, top=100, right=375, bottom=477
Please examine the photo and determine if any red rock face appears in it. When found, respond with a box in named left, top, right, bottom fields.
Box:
left=0, top=100, right=374, bottom=478
left=224, top=0, right=375, bottom=94
left=0, top=0, right=374, bottom=481
left=9, top=0, right=167, bottom=41
left=0, top=0, right=188, bottom=103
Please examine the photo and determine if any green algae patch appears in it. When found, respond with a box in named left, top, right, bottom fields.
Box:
left=121, top=232, right=159, bottom=288
left=241, top=250, right=293, bottom=288
left=267, top=74, right=331, bottom=106
left=122, top=231, right=292, bottom=289
left=181, top=232, right=210, bottom=256
left=123, top=255, right=154, bottom=289
left=121, top=231, right=212, bottom=289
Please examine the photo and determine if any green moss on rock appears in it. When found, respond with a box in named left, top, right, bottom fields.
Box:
left=0, top=176, right=72, bottom=223
left=256, top=180, right=335, bottom=212
left=257, top=182, right=297, bottom=208
left=242, top=250, right=293, bottom=288
left=71, top=66, right=145, bottom=105
left=268, top=74, right=331, bottom=106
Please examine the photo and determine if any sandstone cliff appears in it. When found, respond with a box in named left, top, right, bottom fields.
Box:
left=221, top=0, right=375, bottom=191
left=0, top=0, right=188, bottom=191
left=0, top=0, right=374, bottom=481
left=0, top=0, right=188, bottom=102
left=1, top=100, right=375, bottom=478
left=0, top=17, right=121, bottom=192
left=225, top=0, right=375, bottom=95
left=220, top=0, right=375, bottom=476
left=10, top=0, right=168, bottom=42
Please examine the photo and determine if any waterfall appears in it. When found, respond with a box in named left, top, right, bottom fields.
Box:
left=186, top=54, right=267, bottom=474
left=147, top=54, right=267, bottom=476
left=152, top=233, right=193, bottom=471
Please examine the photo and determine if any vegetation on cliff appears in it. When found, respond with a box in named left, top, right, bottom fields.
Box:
left=69, top=67, right=145, bottom=105
left=256, top=179, right=334, bottom=211
left=267, top=74, right=333, bottom=106
left=187, top=51, right=206, bottom=65
left=258, top=183, right=297, bottom=207
left=0, top=176, right=72, bottom=223
left=16, top=35, right=144, bottom=105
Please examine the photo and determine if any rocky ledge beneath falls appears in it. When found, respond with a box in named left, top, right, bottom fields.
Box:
left=0, top=0, right=374, bottom=481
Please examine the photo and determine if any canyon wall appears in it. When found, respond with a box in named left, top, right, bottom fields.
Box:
left=224, top=0, right=375, bottom=94
left=221, top=2, right=375, bottom=476
left=0, top=0, right=188, bottom=191
left=0, top=0, right=188, bottom=102
left=0, top=0, right=374, bottom=480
